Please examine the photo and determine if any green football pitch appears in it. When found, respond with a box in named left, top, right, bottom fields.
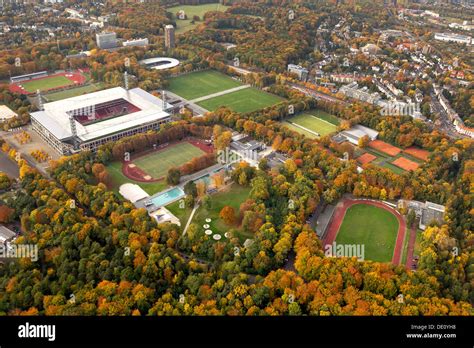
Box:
left=133, top=142, right=205, bottom=179
left=20, top=76, right=74, bottom=93
left=44, top=83, right=104, bottom=102
left=167, top=70, right=242, bottom=100
left=335, top=204, right=399, bottom=262
left=284, top=112, right=338, bottom=137
left=197, top=87, right=284, bottom=113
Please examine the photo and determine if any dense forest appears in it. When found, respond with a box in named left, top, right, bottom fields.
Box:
left=0, top=0, right=472, bottom=316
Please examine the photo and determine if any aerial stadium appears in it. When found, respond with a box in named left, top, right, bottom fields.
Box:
left=30, top=87, right=172, bottom=155
left=138, top=57, right=180, bottom=70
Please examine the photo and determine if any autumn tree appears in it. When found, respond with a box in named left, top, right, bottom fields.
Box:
left=167, top=167, right=181, bottom=185
left=219, top=206, right=236, bottom=225
left=358, top=135, right=370, bottom=148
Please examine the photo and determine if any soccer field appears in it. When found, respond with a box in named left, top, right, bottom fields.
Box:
left=197, top=87, right=283, bottom=113
left=285, top=112, right=338, bottom=137
left=44, top=83, right=104, bottom=102
left=21, top=76, right=74, bottom=93
left=336, top=204, right=399, bottom=262
left=167, top=70, right=242, bottom=100
left=134, top=142, right=205, bottom=179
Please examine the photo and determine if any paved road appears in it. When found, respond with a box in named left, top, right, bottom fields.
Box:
left=182, top=203, right=199, bottom=236
left=0, top=151, right=19, bottom=179
left=189, top=85, right=251, bottom=103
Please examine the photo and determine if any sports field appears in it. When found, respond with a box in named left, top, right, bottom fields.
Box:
left=335, top=204, right=399, bottom=262
left=108, top=161, right=167, bottom=195
left=168, top=3, right=230, bottom=33
left=197, top=87, right=283, bottom=113
left=20, top=76, right=73, bottom=93
left=44, top=83, right=104, bottom=102
left=357, top=153, right=376, bottom=165
left=369, top=140, right=401, bottom=157
left=167, top=70, right=242, bottom=100
left=403, top=147, right=430, bottom=161
left=133, top=142, right=205, bottom=179
left=284, top=112, right=338, bottom=137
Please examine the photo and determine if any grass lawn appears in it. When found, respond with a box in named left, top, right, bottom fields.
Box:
left=167, top=184, right=252, bottom=242
left=167, top=70, right=241, bottom=100
left=166, top=199, right=193, bottom=228
left=401, top=228, right=410, bottom=265
left=21, top=76, right=74, bottom=93
left=193, top=184, right=252, bottom=242
left=107, top=161, right=168, bottom=196
left=44, top=83, right=104, bottom=102
left=283, top=121, right=318, bottom=139
left=167, top=3, right=230, bottom=33
left=336, top=204, right=399, bottom=262
left=134, top=142, right=205, bottom=179
left=197, top=87, right=284, bottom=113
left=413, top=229, right=423, bottom=257
left=285, top=112, right=338, bottom=137
left=308, top=109, right=340, bottom=126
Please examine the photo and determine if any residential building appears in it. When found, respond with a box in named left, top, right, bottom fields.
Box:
left=96, top=31, right=118, bottom=49
left=165, top=25, right=175, bottom=49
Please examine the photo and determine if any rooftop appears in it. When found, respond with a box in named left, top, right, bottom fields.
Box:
left=0, top=105, right=17, bottom=120
left=0, top=225, right=16, bottom=242
left=30, top=87, right=171, bottom=142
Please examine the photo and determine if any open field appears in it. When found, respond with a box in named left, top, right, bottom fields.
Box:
left=167, top=184, right=252, bottom=242
left=44, top=83, right=104, bottom=102
left=22, top=76, right=72, bottom=92
left=192, top=184, right=252, bottom=242
left=335, top=203, right=399, bottom=262
left=107, top=161, right=168, bottom=196
left=10, top=71, right=87, bottom=94
left=308, top=109, right=340, bottom=125
left=167, top=70, right=241, bottom=100
left=197, top=87, right=284, bottom=113
left=133, top=142, right=205, bottom=180
left=168, top=3, right=230, bottom=33
left=285, top=111, right=338, bottom=137
left=283, top=121, right=318, bottom=139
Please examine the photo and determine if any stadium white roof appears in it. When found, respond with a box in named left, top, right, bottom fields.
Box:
left=119, top=183, right=149, bottom=203
left=30, top=87, right=171, bottom=142
left=139, top=57, right=180, bottom=70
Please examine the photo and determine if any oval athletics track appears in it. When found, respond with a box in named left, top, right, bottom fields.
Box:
left=322, top=199, right=407, bottom=264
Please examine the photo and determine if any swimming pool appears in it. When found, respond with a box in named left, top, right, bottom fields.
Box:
left=151, top=187, right=185, bottom=207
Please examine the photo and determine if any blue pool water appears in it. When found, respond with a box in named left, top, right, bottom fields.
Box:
left=151, top=187, right=185, bottom=207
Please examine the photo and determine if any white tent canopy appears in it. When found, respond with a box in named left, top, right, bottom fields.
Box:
left=119, top=183, right=149, bottom=203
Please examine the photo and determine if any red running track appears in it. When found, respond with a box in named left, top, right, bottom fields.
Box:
left=322, top=199, right=407, bottom=265
left=9, top=71, right=87, bottom=95
left=121, top=139, right=214, bottom=183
